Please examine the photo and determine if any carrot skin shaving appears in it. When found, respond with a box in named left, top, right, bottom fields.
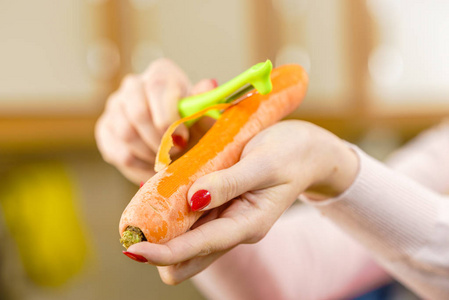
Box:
left=155, top=103, right=232, bottom=172
left=119, top=65, right=309, bottom=245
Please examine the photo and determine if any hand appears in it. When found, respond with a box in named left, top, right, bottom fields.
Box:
left=95, top=58, right=217, bottom=183
left=126, top=120, right=359, bottom=284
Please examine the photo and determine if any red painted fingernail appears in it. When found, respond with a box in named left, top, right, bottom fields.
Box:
left=140, top=181, right=144, bottom=188
left=172, top=134, right=187, bottom=149
left=190, top=189, right=211, bottom=211
left=123, top=251, right=148, bottom=263
left=211, top=79, right=218, bottom=88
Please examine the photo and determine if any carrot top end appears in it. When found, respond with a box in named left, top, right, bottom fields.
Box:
left=120, top=226, right=146, bottom=249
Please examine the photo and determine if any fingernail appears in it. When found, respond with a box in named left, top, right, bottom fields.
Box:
left=123, top=251, right=148, bottom=263
left=190, top=189, right=211, bottom=211
left=211, top=79, right=218, bottom=88
left=140, top=181, right=144, bottom=188
left=172, top=134, right=187, bottom=149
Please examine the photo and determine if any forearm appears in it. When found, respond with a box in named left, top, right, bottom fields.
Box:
left=306, top=146, right=449, bottom=299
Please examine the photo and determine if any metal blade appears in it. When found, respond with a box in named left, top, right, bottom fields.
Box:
left=223, top=84, right=255, bottom=104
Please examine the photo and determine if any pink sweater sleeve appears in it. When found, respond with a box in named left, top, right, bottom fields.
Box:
left=308, top=142, right=449, bottom=299
left=386, top=120, right=449, bottom=194
left=192, top=205, right=390, bottom=300
left=193, top=122, right=449, bottom=300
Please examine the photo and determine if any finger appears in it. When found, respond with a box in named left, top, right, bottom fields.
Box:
left=141, top=59, right=190, bottom=145
left=190, top=78, right=218, bottom=96
left=96, top=120, right=155, bottom=183
left=127, top=212, right=254, bottom=266
left=119, top=75, right=164, bottom=153
left=117, top=163, right=155, bottom=184
left=156, top=250, right=227, bottom=285
left=126, top=186, right=297, bottom=266
left=187, top=154, right=279, bottom=211
left=190, top=204, right=227, bottom=230
left=98, top=117, right=155, bottom=168
left=106, top=101, right=156, bottom=164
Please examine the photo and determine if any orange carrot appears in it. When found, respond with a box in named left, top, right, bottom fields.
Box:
left=119, top=65, right=309, bottom=246
left=155, top=103, right=233, bottom=172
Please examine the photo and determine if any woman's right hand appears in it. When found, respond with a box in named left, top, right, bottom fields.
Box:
left=95, top=58, right=217, bottom=184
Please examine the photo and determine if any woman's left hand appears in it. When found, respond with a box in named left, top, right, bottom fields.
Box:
left=126, top=120, right=359, bottom=284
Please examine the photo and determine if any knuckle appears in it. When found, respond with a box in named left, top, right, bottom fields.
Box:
left=99, top=147, right=122, bottom=167
left=105, top=92, right=121, bottom=111
left=198, top=247, right=212, bottom=256
left=221, top=173, right=240, bottom=200
left=245, top=226, right=268, bottom=244
left=99, top=151, right=114, bottom=165
left=116, top=125, right=136, bottom=143
left=159, top=266, right=181, bottom=286
left=122, top=74, right=139, bottom=88
left=146, top=77, right=166, bottom=92
left=196, top=237, right=213, bottom=257
left=161, top=273, right=178, bottom=286
left=131, top=107, right=149, bottom=124
left=265, top=159, right=282, bottom=180
left=124, top=100, right=149, bottom=124
left=117, top=151, right=136, bottom=168
left=241, top=217, right=270, bottom=244
left=250, top=153, right=282, bottom=184
left=94, top=117, right=106, bottom=138
left=153, top=119, right=168, bottom=133
left=248, top=230, right=268, bottom=244
left=95, top=141, right=115, bottom=167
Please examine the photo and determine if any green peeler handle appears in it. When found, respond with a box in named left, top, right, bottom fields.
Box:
left=178, top=60, right=273, bottom=126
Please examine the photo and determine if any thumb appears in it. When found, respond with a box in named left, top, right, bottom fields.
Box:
left=188, top=155, right=276, bottom=211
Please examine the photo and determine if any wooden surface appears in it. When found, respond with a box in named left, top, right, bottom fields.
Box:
left=0, top=116, right=98, bottom=153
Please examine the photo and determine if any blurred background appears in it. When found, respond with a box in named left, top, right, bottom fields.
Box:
left=1, top=0, right=449, bottom=299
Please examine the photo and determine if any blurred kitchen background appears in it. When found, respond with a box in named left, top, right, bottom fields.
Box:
left=1, top=0, right=448, bottom=299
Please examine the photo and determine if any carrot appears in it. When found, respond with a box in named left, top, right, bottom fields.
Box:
left=119, top=64, right=309, bottom=247
left=155, top=103, right=233, bottom=172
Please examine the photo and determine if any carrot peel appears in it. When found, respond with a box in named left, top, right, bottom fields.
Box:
left=155, top=103, right=232, bottom=172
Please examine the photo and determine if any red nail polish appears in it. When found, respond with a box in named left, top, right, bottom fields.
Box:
left=211, top=79, right=218, bottom=88
left=140, top=181, right=144, bottom=188
left=190, top=189, right=211, bottom=211
left=123, top=251, right=148, bottom=263
left=172, top=134, right=187, bottom=149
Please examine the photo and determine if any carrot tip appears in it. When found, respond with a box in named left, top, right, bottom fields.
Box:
left=120, top=226, right=146, bottom=249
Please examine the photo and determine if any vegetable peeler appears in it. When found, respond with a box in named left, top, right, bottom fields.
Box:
left=178, top=60, right=273, bottom=126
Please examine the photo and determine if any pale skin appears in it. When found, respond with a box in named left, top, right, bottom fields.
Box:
left=95, top=58, right=359, bottom=285
left=95, top=58, right=217, bottom=183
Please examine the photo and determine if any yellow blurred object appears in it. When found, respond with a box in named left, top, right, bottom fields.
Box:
left=0, top=162, right=88, bottom=287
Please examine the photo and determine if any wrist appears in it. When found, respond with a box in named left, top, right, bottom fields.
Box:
left=304, top=139, right=359, bottom=201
